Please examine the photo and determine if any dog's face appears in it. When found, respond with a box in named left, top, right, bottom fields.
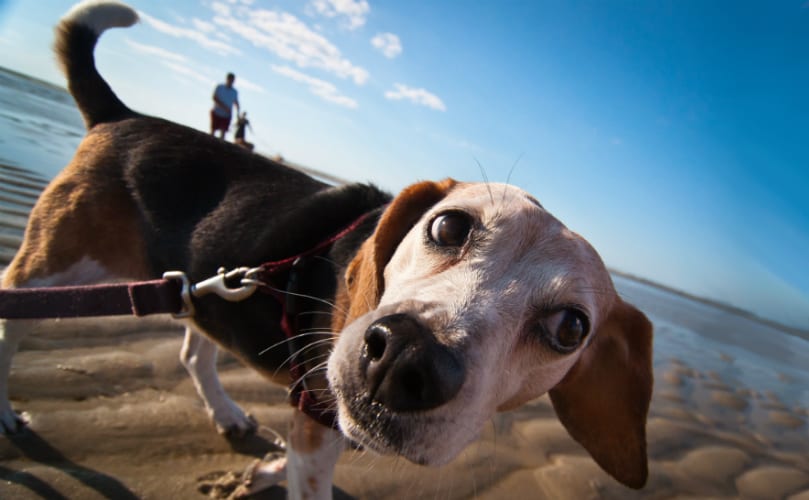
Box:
left=327, top=180, right=653, bottom=488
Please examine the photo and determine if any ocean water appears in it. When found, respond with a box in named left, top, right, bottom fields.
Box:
left=1, top=66, right=808, bottom=410
left=617, top=274, right=809, bottom=408
left=0, top=67, right=84, bottom=179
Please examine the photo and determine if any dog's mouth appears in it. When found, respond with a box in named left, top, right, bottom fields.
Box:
left=337, top=391, right=451, bottom=465
left=343, top=393, right=407, bottom=453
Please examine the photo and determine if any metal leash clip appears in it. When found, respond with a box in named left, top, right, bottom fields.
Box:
left=163, top=266, right=261, bottom=319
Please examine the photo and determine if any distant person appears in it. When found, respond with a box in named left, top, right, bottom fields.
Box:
left=210, top=72, right=239, bottom=139
left=233, top=111, right=254, bottom=151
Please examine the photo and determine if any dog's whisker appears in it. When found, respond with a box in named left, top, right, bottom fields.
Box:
left=270, top=345, right=331, bottom=379
left=262, top=334, right=332, bottom=377
left=294, top=388, right=334, bottom=398
left=294, top=328, right=335, bottom=337
left=273, top=343, right=332, bottom=374
left=474, top=157, right=496, bottom=207
left=323, top=431, right=347, bottom=457
left=294, top=327, right=336, bottom=339
left=290, top=361, right=330, bottom=390
left=296, top=310, right=338, bottom=320
left=493, top=152, right=524, bottom=223
left=295, top=352, right=332, bottom=369
left=504, top=152, right=523, bottom=188
left=258, top=331, right=334, bottom=357
left=311, top=254, right=342, bottom=269
left=256, top=283, right=348, bottom=316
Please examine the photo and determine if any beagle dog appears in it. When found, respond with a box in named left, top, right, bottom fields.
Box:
left=0, top=1, right=653, bottom=498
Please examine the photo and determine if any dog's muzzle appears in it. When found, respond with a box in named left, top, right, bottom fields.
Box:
left=360, top=314, right=465, bottom=412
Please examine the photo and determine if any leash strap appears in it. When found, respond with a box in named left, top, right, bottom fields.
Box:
left=0, top=279, right=183, bottom=319
left=0, top=211, right=373, bottom=321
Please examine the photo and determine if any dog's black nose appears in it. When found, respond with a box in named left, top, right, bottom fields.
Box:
left=362, top=314, right=464, bottom=412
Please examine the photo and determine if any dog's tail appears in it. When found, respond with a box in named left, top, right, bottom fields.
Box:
left=54, top=1, right=138, bottom=128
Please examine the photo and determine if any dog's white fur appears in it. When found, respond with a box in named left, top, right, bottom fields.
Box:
left=63, top=0, right=137, bottom=34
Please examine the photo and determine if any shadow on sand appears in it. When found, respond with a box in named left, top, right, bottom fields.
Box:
left=1, top=427, right=138, bottom=499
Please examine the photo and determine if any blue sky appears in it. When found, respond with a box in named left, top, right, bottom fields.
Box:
left=0, top=0, right=807, bottom=329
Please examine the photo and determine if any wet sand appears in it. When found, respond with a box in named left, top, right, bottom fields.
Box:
left=1, top=162, right=808, bottom=499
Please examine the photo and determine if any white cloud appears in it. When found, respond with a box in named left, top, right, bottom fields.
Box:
left=211, top=5, right=369, bottom=85
left=371, top=33, right=402, bottom=59
left=139, top=11, right=241, bottom=56
left=384, top=83, right=446, bottom=111
left=235, top=75, right=265, bottom=93
left=211, top=2, right=231, bottom=17
left=192, top=18, right=216, bottom=34
left=124, top=38, right=213, bottom=85
left=124, top=38, right=256, bottom=93
left=215, top=31, right=233, bottom=42
left=272, top=65, right=357, bottom=108
left=135, top=4, right=367, bottom=103
left=309, top=0, right=370, bottom=30
left=161, top=60, right=212, bottom=85
left=124, top=38, right=188, bottom=63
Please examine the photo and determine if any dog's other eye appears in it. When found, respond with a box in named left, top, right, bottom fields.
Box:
left=429, top=211, right=472, bottom=247
left=543, top=308, right=590, bottom=353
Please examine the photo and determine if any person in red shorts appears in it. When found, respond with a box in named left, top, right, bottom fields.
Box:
left=210, top=72, right=239, bottom=139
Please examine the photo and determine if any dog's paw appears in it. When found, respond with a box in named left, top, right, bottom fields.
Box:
left=197, top=452, right=287, bottom=499
left=210, top=404, right=258, bottom=438
left=232, top=452, right=287, bottom=498
left=0, top=408, right=28, bottom=435
left=203, top=392, right=258, bottom=437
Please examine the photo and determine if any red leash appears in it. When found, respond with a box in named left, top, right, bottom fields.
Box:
left=0, top=279, right=183, bottom=319
left=0, top=212, right=370, bottom=320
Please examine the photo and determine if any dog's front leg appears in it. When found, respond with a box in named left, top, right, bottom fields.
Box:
left=286, top=408, right=344, bottom=500
left=179, top=327, right=257, bottom=436
left=239, top=408, right=344, bottom=499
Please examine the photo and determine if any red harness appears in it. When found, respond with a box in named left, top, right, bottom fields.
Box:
left=245, top=213, right=372, bottom=428
left=0, top=212, right=373, bottom=429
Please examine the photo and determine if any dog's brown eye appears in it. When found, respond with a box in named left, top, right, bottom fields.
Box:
left=557, top=309, right=588, bottom=349
left=542, top=308, right=590, bottom=353
left=429, top=212, right=472, bottom=247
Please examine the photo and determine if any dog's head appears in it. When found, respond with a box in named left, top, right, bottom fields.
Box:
left=327, top=179, right=653, bottom=488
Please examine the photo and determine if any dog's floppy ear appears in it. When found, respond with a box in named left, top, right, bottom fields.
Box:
left=332, top=179, right=457, bottom=331
left=549, top=298, right=653, bottom=489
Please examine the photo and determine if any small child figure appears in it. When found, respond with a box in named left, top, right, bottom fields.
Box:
left=234, top=111, right=254, bottom=151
